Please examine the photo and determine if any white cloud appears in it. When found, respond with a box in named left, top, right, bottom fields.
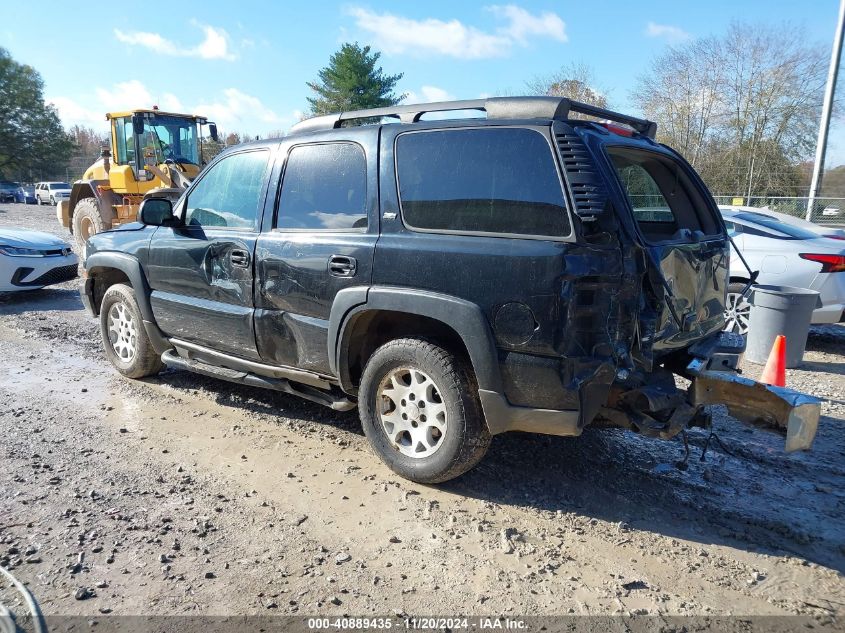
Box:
left=194, top=88, right=281, bottom=131
left=94, top=79, right=152, bottom=111
left=403, top=86, right=457, bottom=104
left=90, top=79, right=185, bottom=114
left=49, top=81, right=283, bottom=136
left=487, top=5, right=566, bottom=44
left=114, top=21, right=236, bottom=60
left=645, top=21, right=691, bottom=43
left=347, top=5, right=566, bottom=59
left=47, top=96, right=103, bottom=129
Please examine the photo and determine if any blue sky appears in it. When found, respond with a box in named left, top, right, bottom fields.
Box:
left=2, top=0, right=844, bottom=165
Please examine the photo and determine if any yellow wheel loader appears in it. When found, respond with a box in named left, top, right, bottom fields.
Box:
left=58, top=108, right=217, bottom=250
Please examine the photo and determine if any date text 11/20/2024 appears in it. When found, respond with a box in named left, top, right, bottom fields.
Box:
left=307, top=617, right=527, bottom=630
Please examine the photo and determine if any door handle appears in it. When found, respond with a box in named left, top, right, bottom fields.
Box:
left=230, top=249, right=250, bottom=268
left=329, top=255, right=357, bottom=277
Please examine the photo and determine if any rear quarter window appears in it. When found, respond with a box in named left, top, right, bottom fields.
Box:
left=396, top=127, right=571, bottom=239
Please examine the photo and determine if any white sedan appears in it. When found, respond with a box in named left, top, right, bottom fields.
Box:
left=720, top=204, right=845, bottom=241
left=0, top=228, right=78, bottom=292
left=720, top=208, right=845, bottom=333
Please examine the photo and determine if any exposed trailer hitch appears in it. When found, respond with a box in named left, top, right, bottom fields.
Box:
left=596, top=331, right=821, bottom=453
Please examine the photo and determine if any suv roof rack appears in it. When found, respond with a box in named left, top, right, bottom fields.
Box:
left=290, top=96, right=657, bottom=138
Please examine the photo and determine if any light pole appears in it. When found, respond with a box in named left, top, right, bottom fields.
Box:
left=807, top=0, right=845, bottom=221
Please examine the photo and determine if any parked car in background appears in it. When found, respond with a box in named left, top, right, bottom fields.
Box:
left=15, top=184, right=37, bottom=205
left=35, top=182, right=72, bottom=206
left=0, top=181, right=20, bottom=203
left=0, top=227, right=78, bottom=292
left=720, top=208, right=845, bottom=333
left=720, top=204, right=845, bottom=241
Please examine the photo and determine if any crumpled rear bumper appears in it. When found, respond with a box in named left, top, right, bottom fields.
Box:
left=686, top=334, right=820, bottom=452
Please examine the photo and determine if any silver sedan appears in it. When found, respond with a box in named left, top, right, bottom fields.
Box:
left=720, top=207, right=845, bottom=333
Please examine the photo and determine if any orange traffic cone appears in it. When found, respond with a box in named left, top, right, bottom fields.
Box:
left=759, top=335, right=787, bottom=387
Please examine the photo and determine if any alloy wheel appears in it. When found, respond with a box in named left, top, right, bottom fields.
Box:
left=724, top=292, right=751, bottom=334
left=377, top=367, right=447, bottom=458
left=107, top=301, right=138, bottom=363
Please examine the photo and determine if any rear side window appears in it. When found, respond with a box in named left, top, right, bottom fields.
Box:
left=396, top=128, right=571, bottom=238
left=276, top=143, right=367, bottom=230
left=608, top=147, right=719, bottom=242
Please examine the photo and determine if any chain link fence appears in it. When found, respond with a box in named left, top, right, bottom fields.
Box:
left=712, top=196, right=845, bottom=226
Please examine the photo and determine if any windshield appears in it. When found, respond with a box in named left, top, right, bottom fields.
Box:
left=50, top=183, right=71, bottom=190
left=735, top=212, right=819, bottom=240
left=139, top=114, right=199, bottom=165
left=0, top=181, right=19, bottom=190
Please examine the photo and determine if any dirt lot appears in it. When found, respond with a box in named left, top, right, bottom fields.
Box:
left=1, top=203, right=844, bottom=625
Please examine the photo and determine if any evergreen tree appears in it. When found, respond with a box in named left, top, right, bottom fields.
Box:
left=0, top=47, right=72, bottom=180
left=307, top=43, right=403, bottom=115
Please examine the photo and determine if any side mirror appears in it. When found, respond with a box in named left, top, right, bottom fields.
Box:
left=132, top=114, right=145, bottom=136
left=209, top=123, right=218, bottom=142
left=138, top=198, right=178, bottom=226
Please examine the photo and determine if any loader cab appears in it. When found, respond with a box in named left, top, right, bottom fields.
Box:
left=106, top=110, right=216, bottom=194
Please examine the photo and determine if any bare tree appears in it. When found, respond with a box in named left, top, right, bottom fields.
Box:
left=67, top=125, right=110, bottom=180
left=632, top=37, right=722, bottom=168
left=632, top=22, right=828, bottom=197
left=719, top=23, right=826, bottom=196
left=527, top=62, right=608, bottom=109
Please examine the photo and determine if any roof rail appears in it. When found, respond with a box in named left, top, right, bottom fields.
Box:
left=290, top=96, right=657, bottom=138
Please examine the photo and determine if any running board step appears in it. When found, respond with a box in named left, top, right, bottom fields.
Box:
left=161, top=350, right=356, bottom=412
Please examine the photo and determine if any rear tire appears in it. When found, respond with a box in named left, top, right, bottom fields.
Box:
left=72, top=198, right=106, bottom=252
left=99, top=283, right=163, bottom=379
left=358, top=338, right=491, bottom=484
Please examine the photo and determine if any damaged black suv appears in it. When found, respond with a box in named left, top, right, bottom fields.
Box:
left=81, top=97, right=820, bottom=483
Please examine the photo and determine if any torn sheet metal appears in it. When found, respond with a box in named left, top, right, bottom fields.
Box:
left=687, top=358, right=821, bottom=452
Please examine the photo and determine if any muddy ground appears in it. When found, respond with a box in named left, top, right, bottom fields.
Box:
left=0, top=203, right=843, bottom=625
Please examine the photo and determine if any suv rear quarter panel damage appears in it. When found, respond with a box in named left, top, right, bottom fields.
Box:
left=371, top=122, right=646, bottom=431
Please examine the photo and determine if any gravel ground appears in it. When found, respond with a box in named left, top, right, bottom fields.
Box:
left=0, top=202, right=843, bottom=627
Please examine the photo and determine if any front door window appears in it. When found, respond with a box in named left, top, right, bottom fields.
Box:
left=184, top=150, right=270, bottom=230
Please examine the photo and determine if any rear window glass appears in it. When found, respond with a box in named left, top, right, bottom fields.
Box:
left=735, top=212, right=818, bottom=240
left=608, top=147, right=719, bottom=242
left=396, top=128, right=570, bottom=238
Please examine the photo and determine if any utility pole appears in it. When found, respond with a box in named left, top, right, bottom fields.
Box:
left=807, top=0, right=845, bottom=221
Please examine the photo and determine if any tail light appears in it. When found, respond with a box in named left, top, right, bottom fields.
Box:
left=799, top=253, right=845, bottom=272
left=823, top=234, right=845, bottom=240
left=599, top=122, right=635, bottom=137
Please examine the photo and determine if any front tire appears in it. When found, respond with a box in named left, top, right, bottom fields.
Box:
left=99, top=284, right=163, bottom=379
left=72, top=198, right=106, bottom=252
left=358, top=338, right=491, bottom=484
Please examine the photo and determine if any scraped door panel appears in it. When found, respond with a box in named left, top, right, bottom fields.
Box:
left=147, top=227, right=259, bottom=358
left=145, top=147, right=273, bottom=360
left=254, top=131, right=379, bottom=374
